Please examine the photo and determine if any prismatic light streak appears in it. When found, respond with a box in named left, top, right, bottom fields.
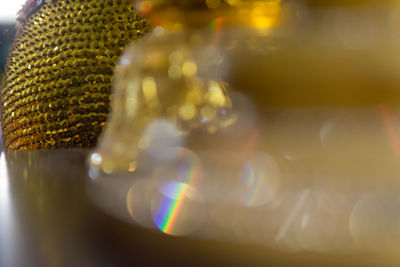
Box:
left=154, top=183, right=190, bottom=234
left=242, top=129, right=260, bottom=156
left=210, top=17, right=223, bottom=35
left=242, top=162, right=261, bottom=206
left=154, top=154, right=201, bottom=234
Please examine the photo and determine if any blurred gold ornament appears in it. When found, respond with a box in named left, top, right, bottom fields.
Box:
left=90, top=0, right=283, bottom=173
left=88, top=0, right=400, bottom=255
left=135, top=0, right=282, bottom=29
left=1, top=0, right=150, bottom=150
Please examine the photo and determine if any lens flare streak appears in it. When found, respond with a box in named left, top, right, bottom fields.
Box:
left=210, top=17, right=223, bottom=35
left=275, top=190, right=310, bottom=242
left=154, top=183, right=190, bottom=234
left=241, top=162, right=261, bottom=205
left=242, top=130, right=260, bottom=155
left=379, top=104, right=400, bottom=156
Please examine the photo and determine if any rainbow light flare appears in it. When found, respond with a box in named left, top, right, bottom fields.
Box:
left=154, top=183, right=191, bottom=234
left=210, top=17, right=223, bottom=35
left=379, top=104, right=400, bottom=156
left=241, top=162, right=261, bottom=206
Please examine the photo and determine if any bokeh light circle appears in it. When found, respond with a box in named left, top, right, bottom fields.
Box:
left=150, top=182, right=207, bottom=236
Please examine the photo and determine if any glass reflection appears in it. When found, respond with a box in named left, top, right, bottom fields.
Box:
left=126, top=179, right=156, bottom=229
left=87, top=0, right=400, bottom=258
left=152, top=182, right=205, bottom=235
left=237, top=153, right=280, bottom=207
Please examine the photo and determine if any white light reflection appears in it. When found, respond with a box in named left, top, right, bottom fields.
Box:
left=295, top=191, right=357, bottom=253
left=319, top=113, right=360, bottom=153
left=0, top=0, right=25, bottom=22
left=238, top=153, right=280, bottom=207
left=275, top=190, right=310, bottom=242
left=0, top=152, right=15, bottom=267
left=141, top=120, right=183, bottom=161
left=301, top=213, right=310, bottom=230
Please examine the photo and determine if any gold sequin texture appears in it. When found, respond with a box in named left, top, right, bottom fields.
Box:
left=1, top=0, right=150, bottom=150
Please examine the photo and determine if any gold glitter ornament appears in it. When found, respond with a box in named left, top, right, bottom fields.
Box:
left=1, top=0, right=150, bottom=150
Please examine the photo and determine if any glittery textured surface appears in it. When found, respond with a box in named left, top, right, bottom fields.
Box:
left=1, top=0, right=150, bottom=150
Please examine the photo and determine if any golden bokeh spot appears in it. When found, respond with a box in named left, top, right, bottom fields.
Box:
left=207, top=81, right=227, bottom=107
left=179, top=103, right=197, bottom=121
left=142, top=77, right=158, bottom=102
left=182, top=61, right=198, bottom=77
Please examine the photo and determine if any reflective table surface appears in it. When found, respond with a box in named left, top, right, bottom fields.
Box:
left=0, top=150, right=391, bottom=266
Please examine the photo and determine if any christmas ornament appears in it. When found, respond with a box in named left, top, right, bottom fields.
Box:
left=90, top=0, right=283, bottom=173
left=88, top=0, right=284, bottom=237
left=88, top=1, right=400, bottom=251
left=1, top=0, right=150, bottom=150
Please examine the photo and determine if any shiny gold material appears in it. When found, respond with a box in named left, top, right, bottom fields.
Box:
left=135, top=0, right=281, bottom=29
left=1, top=0, right=150, bottom=150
